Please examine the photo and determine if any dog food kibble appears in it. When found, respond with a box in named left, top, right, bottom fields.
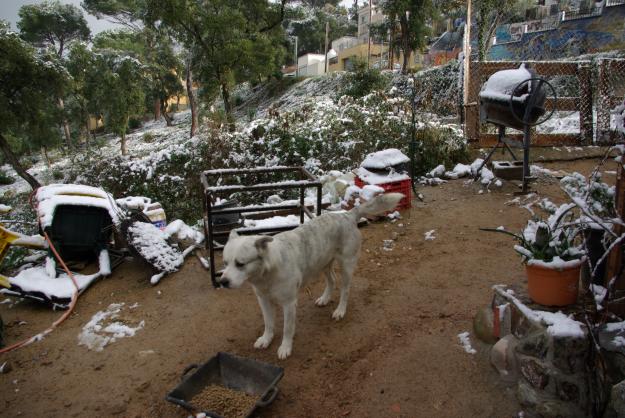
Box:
left=190, top=385, right=257, bottom=418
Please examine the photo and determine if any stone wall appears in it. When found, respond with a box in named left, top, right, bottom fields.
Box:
left=488, top=285, right=591, bottom=417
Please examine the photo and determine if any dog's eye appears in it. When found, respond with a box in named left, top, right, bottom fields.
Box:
left=235, top=260, right=245, bottom=268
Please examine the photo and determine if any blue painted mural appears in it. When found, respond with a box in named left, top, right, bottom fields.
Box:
left=487, top=4, right=625, bottom=60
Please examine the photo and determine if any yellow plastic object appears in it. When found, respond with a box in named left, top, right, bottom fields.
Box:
left=0, top=274, right=9, bottom=288
left=0, top=224, right=22, bottom=261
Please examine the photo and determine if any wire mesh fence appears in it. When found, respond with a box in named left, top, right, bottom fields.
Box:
left=465, top=58, right=625, bottom=146
left=597, top=58, right=625, bottom=143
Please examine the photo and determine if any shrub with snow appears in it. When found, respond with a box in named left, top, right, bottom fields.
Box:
left=67, top=86, right=466, bottom=222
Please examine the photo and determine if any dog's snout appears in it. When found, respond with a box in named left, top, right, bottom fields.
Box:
left=219, top=277, right=230, bottom=288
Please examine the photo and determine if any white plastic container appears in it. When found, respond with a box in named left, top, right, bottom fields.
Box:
left=145, top=203, right=167, bottom=230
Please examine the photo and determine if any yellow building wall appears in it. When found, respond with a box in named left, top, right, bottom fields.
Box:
left=329, top=43, right=422, bottom=72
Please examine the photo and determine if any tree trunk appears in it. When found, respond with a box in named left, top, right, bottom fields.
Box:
left=186, top=60, right=198, bottom=138
left=58, top=97, right=72, bottom=150
left=85, top=117, right=91, bottom=149
left=221, top=82, right=232, bottom=115
left=41, top=147, right=51, bottom=168
left=221, top=82, right=235, bottom=131
left=161, top=100, right=173, bottom=127
left=154, top=98, right=161, bottom=121
left=0, top=133, right=41, bottom=190
left=121, top=132, right=128, bottom=156
left=121, top=118, right=128, bottom=156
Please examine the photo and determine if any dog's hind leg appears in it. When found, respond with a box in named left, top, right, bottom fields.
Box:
left=254, top=292, right=275, bottom=349
left=315, top=266, right=336, bottom=307
left=278, top=300, right=297, bottom=360
left=332, top=258, right=356, bottom=320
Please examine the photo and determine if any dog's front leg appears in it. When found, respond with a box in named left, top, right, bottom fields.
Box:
left=277, top=301, right=296, bottom=360
left=254, top=293, right=275, bottom=349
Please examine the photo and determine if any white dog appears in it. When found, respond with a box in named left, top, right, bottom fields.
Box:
left=220, top=192, right=403, bottom=359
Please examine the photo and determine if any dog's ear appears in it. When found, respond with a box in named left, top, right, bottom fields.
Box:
left=228, top=229, right=239, bottom=241
left=254, top=236, right=273, bottom=252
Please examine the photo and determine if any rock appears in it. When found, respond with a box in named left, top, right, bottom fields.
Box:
left=517, top=380, right=540, bottom=406
left=518, top=356, right=549, bottom=390
left=535, top=400, right=586, bottom=418
left=605, top=379, right=625, bottom=418
left=490, top=334, right=519, bottom=384
left=473, top=306, right=497, bottom=344
left=390, top=232, right=399, bottom=241
left=551, top=335, right=589, bottom=374
left=516, top=330, right=549, bottom=359
left=0, top=361, right=12, bottom=374
left=555, top=378, right=579, bottom=402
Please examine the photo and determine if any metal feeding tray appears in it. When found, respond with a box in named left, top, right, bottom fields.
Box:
left=166, top=352, right=284, bottom=418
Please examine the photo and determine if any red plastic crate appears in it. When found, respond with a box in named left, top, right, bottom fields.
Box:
left=355, top=176, right=411, bottom=210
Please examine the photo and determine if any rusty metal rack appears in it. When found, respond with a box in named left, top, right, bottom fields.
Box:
left=201, top=166, right=322, bottom=287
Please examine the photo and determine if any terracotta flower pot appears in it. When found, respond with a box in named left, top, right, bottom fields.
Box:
left=525, top=262, right=582, bottom=306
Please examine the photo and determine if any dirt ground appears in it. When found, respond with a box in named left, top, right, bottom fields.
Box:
left=0, top=154, right=617, bottom=418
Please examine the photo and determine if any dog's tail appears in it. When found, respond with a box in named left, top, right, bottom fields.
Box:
left=351, top=193, right=404, bottom=219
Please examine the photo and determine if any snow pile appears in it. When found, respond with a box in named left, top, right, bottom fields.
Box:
left=533, top=311, right=585, bottom=338
left=361, top=148, right=409, bottom=170
left=457, top=331, right=477, bottom=354
left=356, top=167, right=410, bottom=185
left=494, top=285, right=585, bottom=338
left=115, top=196, right=153, bottom=212
left=428, top=164, right=446, bottom=178
left=527, top=256, right=585, bottom=270
left=244, top=215, right=302, bottom=229
left=480, top=64, right=532, bottom=103
left=164, top=219, right=204, bottom=245
left=444, top=163, right=472, bottom=179
left=360, top=185, right=385, bottom=201
left=8, top=250, right=111, bottom=302
left=78, top=303, right=144, bottom=351
left=36, top=184, right=120, bottom=229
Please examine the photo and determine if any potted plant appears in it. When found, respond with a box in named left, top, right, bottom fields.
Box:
left=483, top=203, right=585, bottom=306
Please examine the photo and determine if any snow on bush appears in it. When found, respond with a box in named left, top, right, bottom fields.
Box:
left=68, top=91, right=466, bottom=222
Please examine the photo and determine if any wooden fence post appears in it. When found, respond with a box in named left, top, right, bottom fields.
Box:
left=465, top=60, right=480, bottom=143
left=577, top=62, right=594, bottom=145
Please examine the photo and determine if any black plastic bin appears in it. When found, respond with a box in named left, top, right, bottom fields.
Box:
left=45, top=205, right=113, bottom=261
left=166, top=352, right=284, bottom=418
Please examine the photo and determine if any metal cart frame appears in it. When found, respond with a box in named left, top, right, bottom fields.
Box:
left=201, top=166, right=322, bottom=287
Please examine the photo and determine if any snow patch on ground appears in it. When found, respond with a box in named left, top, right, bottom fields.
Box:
left=78, top=302, right=144, bottom=351
left=424, top=230, right=436, bottom=241
left=457, top=331, right=477, bottom=354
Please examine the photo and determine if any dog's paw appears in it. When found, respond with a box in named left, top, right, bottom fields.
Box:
left=315, top=295, right=331, bottom=307
left=254, top=334, right=273, bottom=349
left=277, top=343, right=292, bottom=360
left=332, top=306, right=346, bottom=321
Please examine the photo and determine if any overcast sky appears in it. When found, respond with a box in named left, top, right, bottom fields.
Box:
left=1, top=0, right=357, bottom=35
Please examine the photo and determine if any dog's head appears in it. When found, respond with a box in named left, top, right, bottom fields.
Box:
left=219, top=230, right=273, bottom=288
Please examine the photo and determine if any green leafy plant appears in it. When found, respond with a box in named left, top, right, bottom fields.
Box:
left=482, top=203, right=584, bottom=264
left=339, top=59, right=389, bottom=99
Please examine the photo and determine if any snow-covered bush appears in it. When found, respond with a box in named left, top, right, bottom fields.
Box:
left=561, top=172, right=615, bottom=221
left=67, top=91, right=466, bottom=222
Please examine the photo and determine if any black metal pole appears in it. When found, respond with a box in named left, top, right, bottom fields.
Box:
left=410, top=73, right=417, bottom=194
